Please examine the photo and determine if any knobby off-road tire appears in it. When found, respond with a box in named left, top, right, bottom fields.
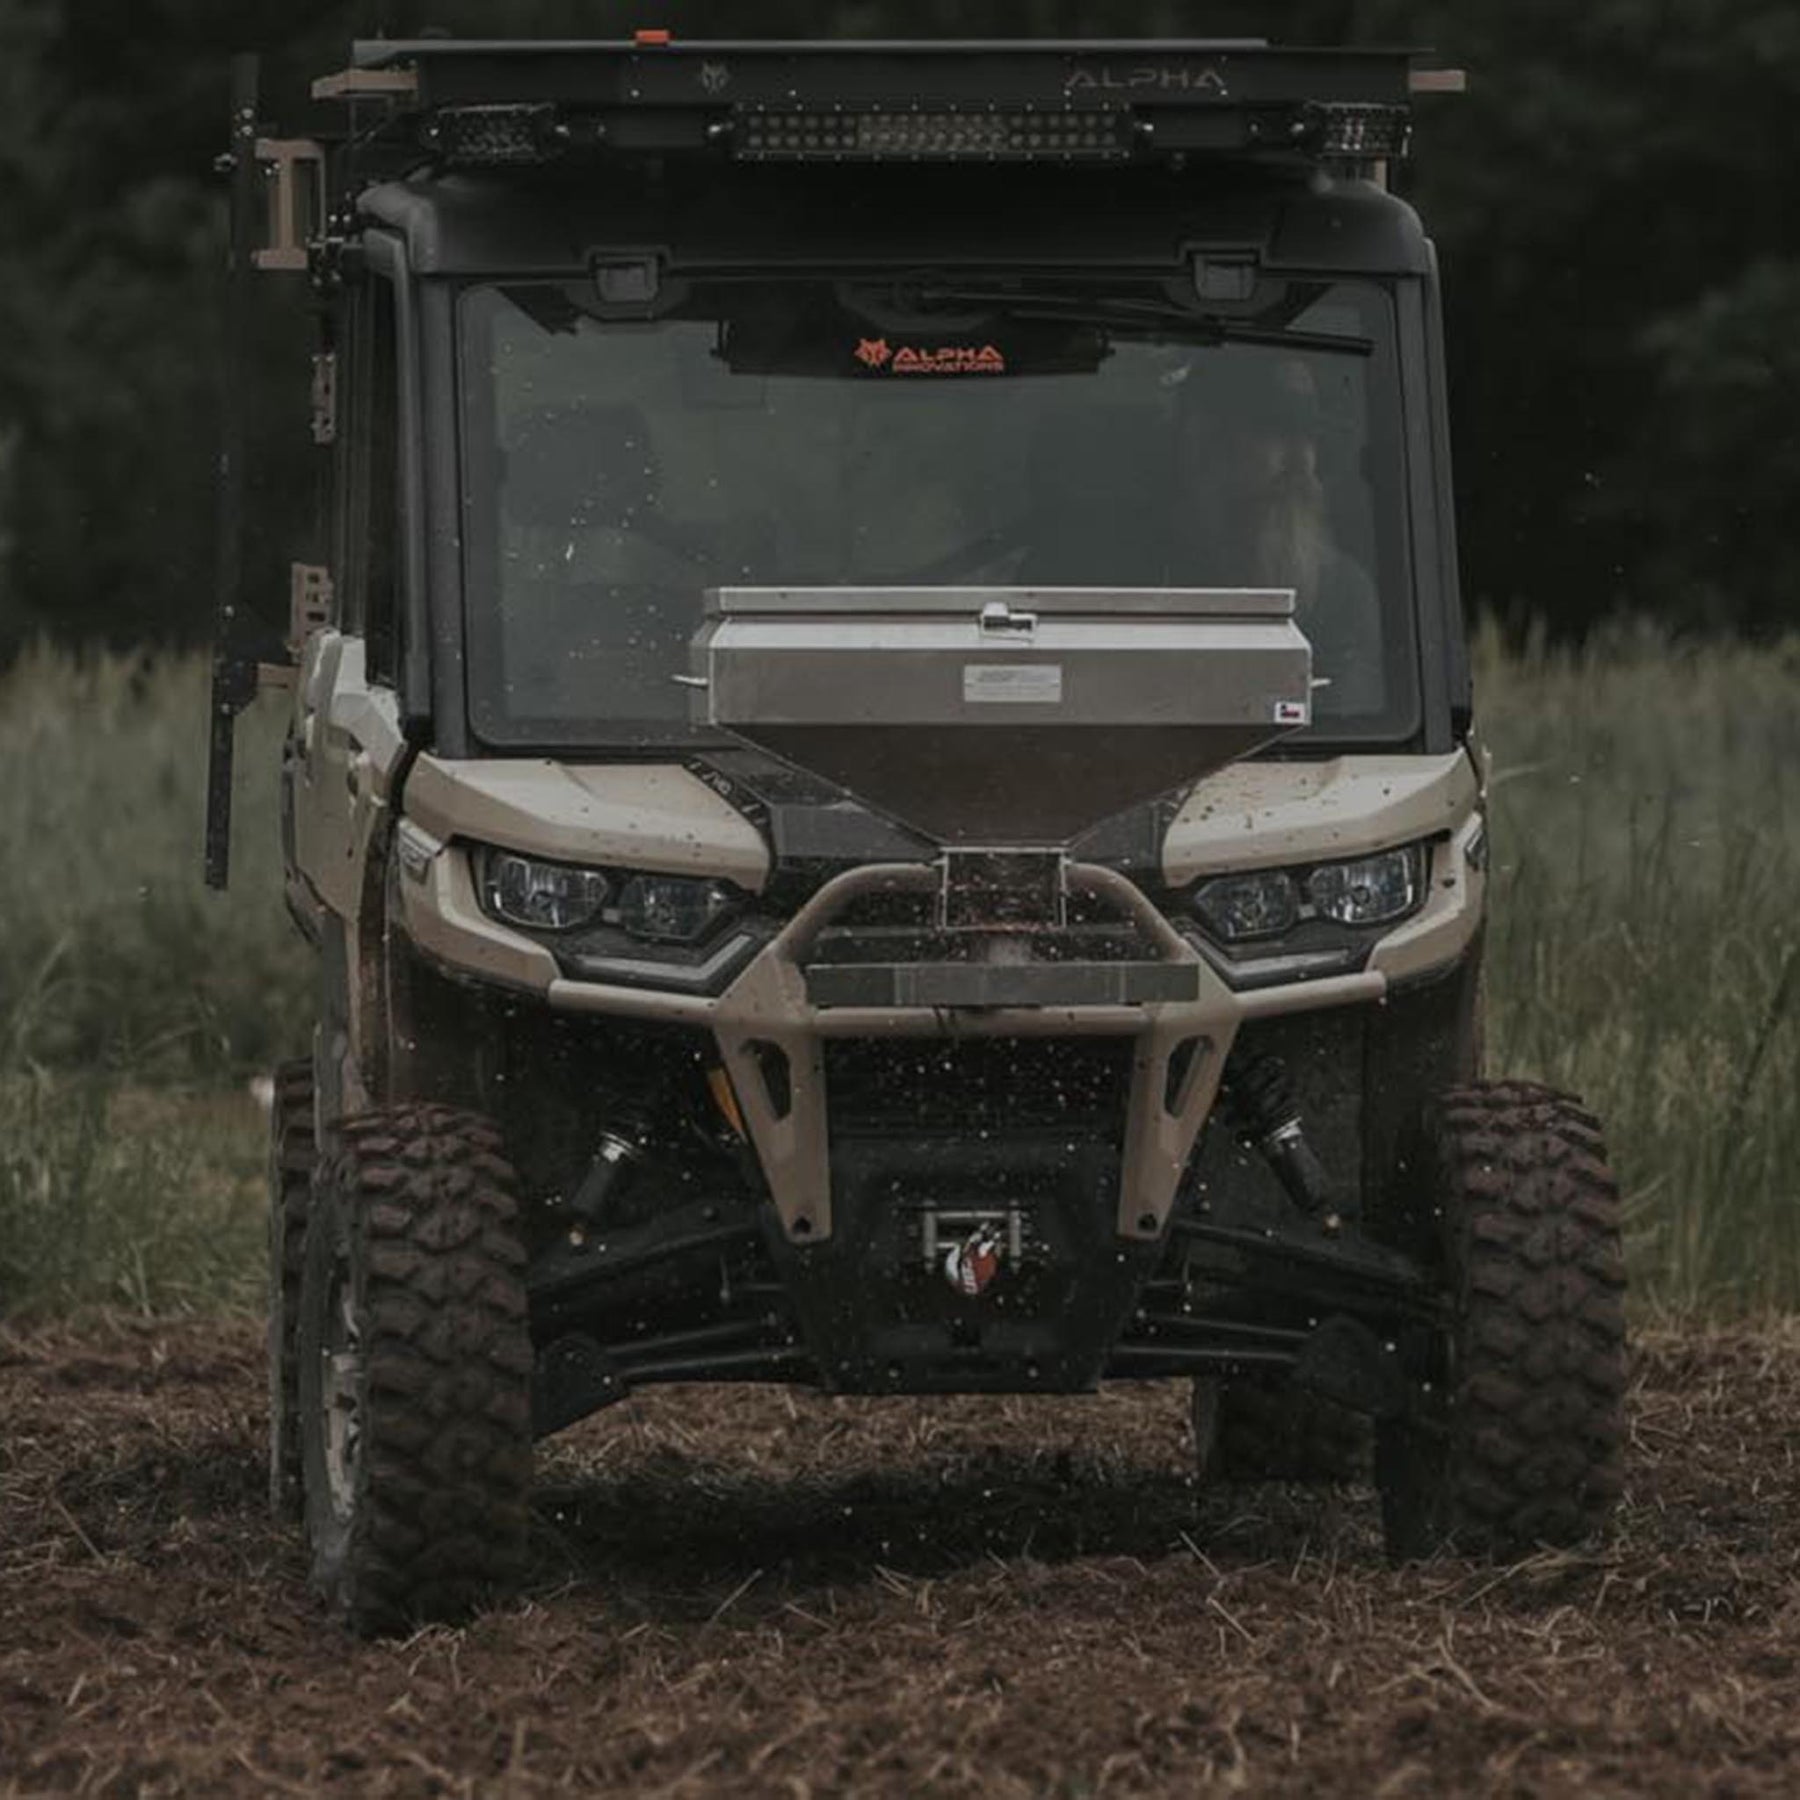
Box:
left=1378, top=1080, right=1627, bottom=1561
left=297, top=1105, right=533, bottom=1636
left=1192, top=1374, right=1369, bottom=1485
left=267, top=1059, right=315, bottom=1521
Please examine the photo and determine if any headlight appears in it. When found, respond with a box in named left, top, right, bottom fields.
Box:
left=617, top=874, right=739, bottom=944
left=1191, top=843, right=1426, bottom=943
left=478, top=848, right=742, bottom=944
left=483, top=850, right=611, bottom=933
left=1193, top=870, right=1302, bottom=942
left=1307, top=847, right=1422, bottom=927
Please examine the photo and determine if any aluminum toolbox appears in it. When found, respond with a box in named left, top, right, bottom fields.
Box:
left=692, top=586, right=1313, bottom=845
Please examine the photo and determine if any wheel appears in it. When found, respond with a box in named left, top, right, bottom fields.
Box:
left=1377, top=1080, right=1627, bottom=1560
left=297, top=1105, right=533, bottom=1635
left=267, top=1059, right=314, bottom=1520
left=1192, top=1374, right=1369, bottom=1485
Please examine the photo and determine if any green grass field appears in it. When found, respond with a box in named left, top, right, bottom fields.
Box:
left=1, top=635, right=1796, bottom=1317
left=0, top=653, right=300, bottom=1316
left=1474, top=624, right=1800, bottom=1313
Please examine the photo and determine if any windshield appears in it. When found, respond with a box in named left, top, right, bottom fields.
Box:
left=458, top=276, right=1418, bottom=749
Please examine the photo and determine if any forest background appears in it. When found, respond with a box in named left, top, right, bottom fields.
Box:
left=1, top=0, right=1796, bottom=654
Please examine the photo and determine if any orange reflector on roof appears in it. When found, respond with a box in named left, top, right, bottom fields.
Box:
left=635, top=28, right=673, bottom=46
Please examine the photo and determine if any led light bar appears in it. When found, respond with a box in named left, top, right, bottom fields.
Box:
left=734, top=107, right=1133, bottom=163
left=422, top=102, right=564, bottom=167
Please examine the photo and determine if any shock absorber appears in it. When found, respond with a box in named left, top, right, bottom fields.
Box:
left=564, top=1108, right=657, bottom=1226
left=1221, top=1054, right=1345, bottom=1224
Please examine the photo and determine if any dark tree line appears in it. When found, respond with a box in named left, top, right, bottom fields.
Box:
left=0, top=0, right=1795, bottom=657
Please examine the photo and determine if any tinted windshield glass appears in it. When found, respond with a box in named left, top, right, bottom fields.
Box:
left=459, top=278, right=1416, bottom=747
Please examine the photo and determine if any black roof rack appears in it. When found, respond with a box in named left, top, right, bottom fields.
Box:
left=313, top=39, right=1462, bottom=171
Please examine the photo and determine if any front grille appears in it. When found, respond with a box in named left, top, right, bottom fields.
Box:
left=810, top=883, right=1157, bottom=980
left=824, top=1037, right=1133, bottom=1142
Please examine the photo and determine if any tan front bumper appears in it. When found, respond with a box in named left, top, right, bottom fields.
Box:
left=395, top=811, right=1484, bottom=1246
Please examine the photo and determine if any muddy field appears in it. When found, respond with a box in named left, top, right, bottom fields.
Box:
left=3, top=1319, right=1799, bottom=1797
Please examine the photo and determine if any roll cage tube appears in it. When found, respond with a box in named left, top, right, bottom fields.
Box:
left=1422, top=239, right=1471, bottom=741
left=1392, top=274, right=1452, bottom=757
left=418, top=277, right=470, bottom=757
left=359, top=231, right=433, bottom=739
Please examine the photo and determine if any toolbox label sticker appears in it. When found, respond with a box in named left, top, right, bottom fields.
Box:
left=964, top=664, right=1064, bottom=705
left=1273, top=699, right=1311, bottom=724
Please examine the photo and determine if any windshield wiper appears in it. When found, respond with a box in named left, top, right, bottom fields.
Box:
left=1201, top=320, right=1374, bottom=357
left=908, top=287, right=1374, bottom=356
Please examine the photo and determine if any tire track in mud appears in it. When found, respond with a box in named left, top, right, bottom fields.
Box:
left=3, top=1318, right=1799, bottom=1796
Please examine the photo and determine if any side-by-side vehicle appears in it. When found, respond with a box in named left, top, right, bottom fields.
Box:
left=207, top=36, right=1626, bottom=1633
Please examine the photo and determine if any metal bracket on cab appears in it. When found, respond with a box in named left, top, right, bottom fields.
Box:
left=253, top=138, right=326, bottom=273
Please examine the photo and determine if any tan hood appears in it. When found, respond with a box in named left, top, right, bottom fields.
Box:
left=402, top=757, right=772, bottom=893
left=1162, top=750, right=1480, bottom=885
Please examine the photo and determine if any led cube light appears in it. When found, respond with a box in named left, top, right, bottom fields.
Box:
left=424, top=103, right=563, bottom=167
left=1306, top=102, right=1412, bottom=160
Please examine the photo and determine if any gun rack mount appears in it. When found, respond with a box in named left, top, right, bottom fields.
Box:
left=312, top=39, right=1463, bottom=170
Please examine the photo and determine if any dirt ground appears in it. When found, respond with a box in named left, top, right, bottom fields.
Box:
left=3, top=1318, right=1799, bottom=1798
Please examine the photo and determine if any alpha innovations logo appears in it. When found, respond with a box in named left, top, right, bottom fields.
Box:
left=853, top=339, right=1007, bottom=376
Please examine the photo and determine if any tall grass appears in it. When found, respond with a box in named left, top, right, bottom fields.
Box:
left=0, top=1076, right=265, bottom=1316
left=0, top=638, right=1795, bottom=1317
left=0, top=652, right=297, bottom=1317
left=1478, top=622, right=1800, bottom=1313
left=0, top=650, right=307, bottom=1076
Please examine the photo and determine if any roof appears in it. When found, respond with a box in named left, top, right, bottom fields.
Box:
left=358, top=163, right=1432, bottom=280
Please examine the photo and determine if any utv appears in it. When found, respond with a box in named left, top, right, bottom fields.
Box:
left=208, top=37, right=1626, bottom=1634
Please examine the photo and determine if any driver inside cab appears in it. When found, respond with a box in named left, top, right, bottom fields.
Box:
left=1170, top=356, right=1386, bottom=718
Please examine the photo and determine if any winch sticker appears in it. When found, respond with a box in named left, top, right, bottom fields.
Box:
left=964, top=664, right=1064, bottom=705
left=943, top=1225, right=1005, bottom=1297
left=853, top=338, right=1008, bottom=376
